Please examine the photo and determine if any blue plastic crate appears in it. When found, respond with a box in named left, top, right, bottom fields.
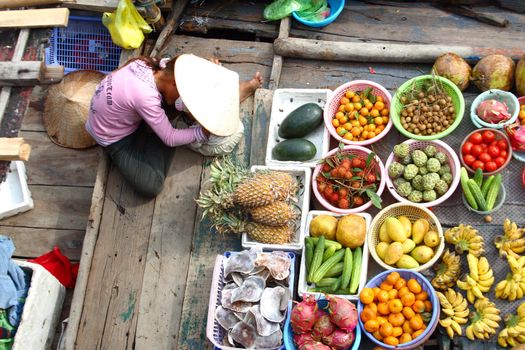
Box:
left=45, top=15, right=122, bottom=74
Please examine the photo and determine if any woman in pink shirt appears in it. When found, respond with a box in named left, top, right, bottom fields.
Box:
left=86, top=54, right=262, bottom=197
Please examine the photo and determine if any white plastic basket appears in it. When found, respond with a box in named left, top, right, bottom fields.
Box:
left=0, top=161, right=33, bottom=220
left=12, top=260, right=66, bottom=350
left=265, top=89, right=331, bottom=168
left=241, top=165, right=311, bottom=253
left=206, top=251, right=296, bottom=350
left=297, top=211, right=371, bottom=301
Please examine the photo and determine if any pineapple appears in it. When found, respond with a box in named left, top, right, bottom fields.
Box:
left=246, top=222, right=294, bottom=244
left=250, top=201, right=297, bottom=227
left=233, top=171, right=296, bottom=208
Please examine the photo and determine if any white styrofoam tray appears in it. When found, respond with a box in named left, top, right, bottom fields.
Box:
left=298, top=211, right=371, bottom=301
left=265, top=89, right=331, bottom=168
left=241, top=165, right=311, bottom=253
left=0, top=161, right=33, bottom=220
left=13, top=260, right=66, bottom=350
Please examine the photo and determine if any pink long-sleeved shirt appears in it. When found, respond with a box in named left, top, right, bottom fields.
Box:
left=85, top=60, right=207, bottom=147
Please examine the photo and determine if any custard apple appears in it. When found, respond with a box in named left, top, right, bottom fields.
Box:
left=441, top=172, right=453, bottom=185
left=403, top=164, right=419, bottom=180
left=397, top=182, right=413, bottom=197
left=426, top=158, right=441, bottom=173
left=424, top=145, right=437, bottom=157
left=411, top=175, right=424, bottom=191
left=393, top=177, right=408, bottom=188
left=434, top=151, right=448, bottom=165
left=394, top=143, right=410, bottom=158
left=423, top=189, right=437, bottom=202
left=438, top=164, right=451, bottom=176
left=388, top=162, right=405, bottom=179
left=418, top=166, right=429, bottom=176
left=435, top=179, right=449, bottom=196
left=399, top=154, right=412, bottom=165
left=422, top=173, right=438, bottom=190
left=408, top=190, right=423, bottom=203
left=412, top=150, right=428, bottom=167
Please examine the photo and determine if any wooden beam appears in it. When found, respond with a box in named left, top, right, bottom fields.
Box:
left=62, top=0, right=171, bottom=13
left=0, top=8, right=69, bottom=28
left=150, top=0, right=190, bottom=58
left=268, top=17, right=290, bottom=91
left=0, top=0, right=63, bottom=9
left=0, top=137, right=31, bottom=161
left=0, top=61, right=63, bottom=86
left=273, top=37, right=525, bottom=63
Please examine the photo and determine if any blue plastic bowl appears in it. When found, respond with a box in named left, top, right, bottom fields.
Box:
left=357, top=269, right=440, bottom=349
left=292, top=0, right=345, bottom=28
left=283, top=297, right=361, bottom=350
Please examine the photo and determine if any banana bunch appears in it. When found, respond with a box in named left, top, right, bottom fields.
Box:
left=432, top=250, right=461, bottom=290
left=437, top=288, right=469, bottom=338
left=495, top=255, right=525, bottom=301
left=465, top=299, right=501, bottom=340
left=498, top=302, right=525, bottom=347
left=444, top=224, right=484, bottom=257
left=495, top=219, right=525, bottom=260
left=456, top=254, right=494, bottom=304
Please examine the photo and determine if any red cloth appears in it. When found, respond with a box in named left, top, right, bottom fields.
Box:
left=28, top=246, right=79, bottom=288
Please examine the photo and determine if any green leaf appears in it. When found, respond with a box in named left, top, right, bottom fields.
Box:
left=366, top=188, right=382, bottom=209
left=326, top=158, right=335, bottom=169
left=369, top=93, right=377, bottom=104
left=338, top=142, right=345, bottom=151
left=352, top=167, right=362, bottom=172
left=351, top=176, right=361, bottom=181
left=366, top=152, right=375, bottom=168
left=363, top=87, right=372, bottom=99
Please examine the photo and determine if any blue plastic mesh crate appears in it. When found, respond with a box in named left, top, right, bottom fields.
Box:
left=45, top=15, right=122, bottom=74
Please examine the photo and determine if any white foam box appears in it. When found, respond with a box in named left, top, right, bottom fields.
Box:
left=12, top=260, right=66, bottom=350
left=241, top=165, right=311, bottom=253
left=0, top=161, right=34, bottom=220
left=298, top=211, right=370, bottom=301
left=265, top=89, right=331, bottom=168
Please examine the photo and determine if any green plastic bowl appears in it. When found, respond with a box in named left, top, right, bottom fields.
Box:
left=390, top=75, right=465, bottom=140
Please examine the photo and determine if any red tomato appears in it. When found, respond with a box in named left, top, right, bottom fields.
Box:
left=472, top=160, right=485, bottom=171
left=487, top=146, right=500, bottom=158
left=322, top=163, right=331, bottom=172
left=490, top=140, right=499, bottom=148
left=463, top=154, right=476, bottom=166
left=330, top=193, right=339, bottom=203
left=497, top=139, right=508, bottom=151
left=324, top=186, right=334, bottom=197
left=471, top=145, right=483, bottom=157
left=482, top=130, right=496, bottom=143
left=500, top=150, right=509, bottom=159
left=353, top=196, right=364, bottom=206
left=469, top=132, right=483, bottom=144
left=351, top=157, right=362, bottom=168
left=494, top=156, right=506, bottom=167
left=479, top=153, right=492, bottom=163
left=462, top=141, right=473, bottom=155
left=480, top=143, right=488, bottom=150
left=485, top=161, right=497, bottom=172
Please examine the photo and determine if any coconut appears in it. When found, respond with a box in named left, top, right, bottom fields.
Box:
left=472, top=54, right=515, bottom=92
left=515, top=55, right=525, bottom=97
left=431, top=52, right=472, bottom=91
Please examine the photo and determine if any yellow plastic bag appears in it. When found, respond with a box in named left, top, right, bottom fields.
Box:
left=102, top=0, right=152, bottom=49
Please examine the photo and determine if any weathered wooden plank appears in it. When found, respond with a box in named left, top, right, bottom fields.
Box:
left=60, top=152, right=109, bottom=350
left=179, top=15, right=278, bottom=40
left=0, top=8, right=69, bottom=28
left=250, top=88, right=272, bottom=166
left=176, top=98, right=254, bottom=350
left=0, top=136, right=30, bottom=160
left=62, top=0, right=171, bottom=12
left=0, top=185, right=92, bottom=230
left=135, top=147, right=204, bottom=349
left=0, top=0, right=64, bottom=8
left=21, top=85, right=46, bottom=132
left=0, top=61, right=43, bottom=86
left=268, top=17, right=290, bottom=91
left=150, top=0, right=190, bottom=58
left=1, top=226, right=84, bottom=260
left=75, top=165, right=155, bottom=350
left=19, top=131, right=99, bottom=187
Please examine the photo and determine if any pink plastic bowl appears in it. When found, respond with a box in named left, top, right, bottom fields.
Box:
left=312, top=145, right=386, bottom=214
left=324, top=80, right=393, bottom=146
left=384, top=139, right=461, bottom=208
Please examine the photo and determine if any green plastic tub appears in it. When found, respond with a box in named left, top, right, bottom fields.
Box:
left=390, top=75, right=465, bottom=140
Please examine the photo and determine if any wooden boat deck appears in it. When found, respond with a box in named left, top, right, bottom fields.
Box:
left=1, top=1, right=525, bottom=349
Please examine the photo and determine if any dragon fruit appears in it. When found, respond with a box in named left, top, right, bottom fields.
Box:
left=290, top=295, right=319, bottom=334
left=327, top=296, right=358, bottom=332
left=476, top=99, right=512, bottom=124
left=311, top=314, right=335, bottom=341
left=299, top=340, right=331, bottom=350
left=294, top=333, right=314, bottom=347
left=505, top=122, right=525, bottom=151
left=322, top=329, right=355, bottom=350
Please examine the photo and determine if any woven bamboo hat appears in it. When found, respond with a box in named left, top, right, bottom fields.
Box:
left=175, top=54, right=240, bottom=137
left=43, top=70, right=105, bottom=149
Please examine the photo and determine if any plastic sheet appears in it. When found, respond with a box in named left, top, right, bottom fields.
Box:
left=102, top=0, right=152, bottom=49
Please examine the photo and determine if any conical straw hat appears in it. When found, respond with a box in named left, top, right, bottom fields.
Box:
left=175, top=54, right=240, bottom=137
left=43, top=70, right=105, bottom=149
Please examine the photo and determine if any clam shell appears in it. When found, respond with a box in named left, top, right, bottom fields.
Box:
left=224, top=250, right=256, bottom=277
left=221, top=288, right=252, bottom=313
left=231, top=276, right=266, bottom=303
left=215, top=306, right=240, bottom=330
left=254, top=329, right=283, bottom=349
left=230, top=320, right=256, bottom=348
left=248, top=305, right=280, bottom=337
left=254, top=251, right=291, bottom=280
left=260, top=287, right=290, bottom=323
left=231, top=272, right=244, bottom=287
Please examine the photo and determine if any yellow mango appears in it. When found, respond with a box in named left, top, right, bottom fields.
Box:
left=412, top=218, right=430, bottom=244
left=376, top=242, right=389, bottom=261
left=410, top=246, right=435, bottom=264
left=385, top=217, right=407, bottom=243
left=398, top=215, right=412, bottom=238
left=402, top=239, right=416, bottom=254
left=424, top=231, right=440, bottom=248
left=396, top=255, right=420, bottom=269
left=379, top=221, right=391, bottom=243
left=384, top=242, right=404, bottom=265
